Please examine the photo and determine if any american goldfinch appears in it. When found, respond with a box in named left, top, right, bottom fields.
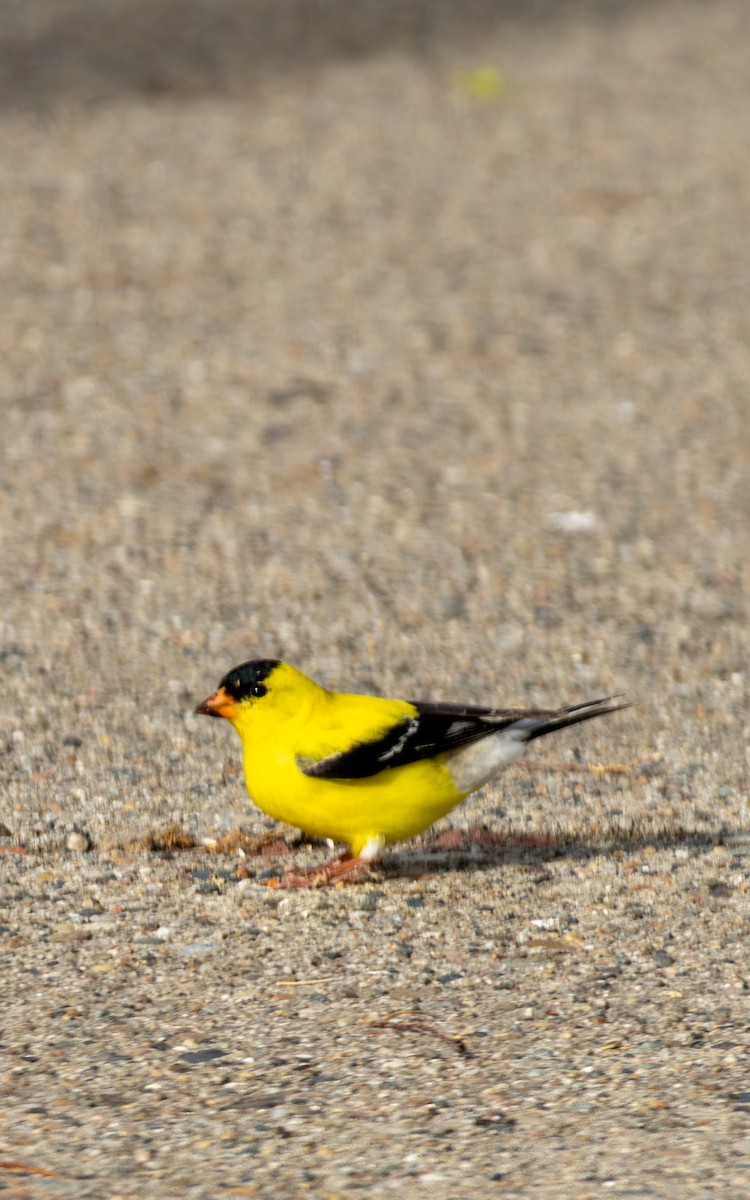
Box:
left=196, top=659, right=627, bottom=887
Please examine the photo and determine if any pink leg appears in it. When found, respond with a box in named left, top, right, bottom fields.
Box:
left=267, top=849, right=379, bottom=889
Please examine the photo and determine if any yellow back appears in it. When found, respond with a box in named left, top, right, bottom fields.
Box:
left=228, top=662, right=414, bottom=760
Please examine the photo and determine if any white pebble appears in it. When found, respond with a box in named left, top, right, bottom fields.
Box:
left=67, top=831, right=91, bottom=853
left=547, top=510, right=599, bottom=534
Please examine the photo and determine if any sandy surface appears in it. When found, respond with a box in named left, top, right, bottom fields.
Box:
left=2, top=1, right=750, bottom=1196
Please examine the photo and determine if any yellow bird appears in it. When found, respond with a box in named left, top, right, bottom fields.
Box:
left=196, top=659, right=627, bottom=887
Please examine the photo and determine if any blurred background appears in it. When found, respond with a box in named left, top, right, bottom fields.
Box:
left=1, top=0, right=748, bottom=839
left=2, top=6, right=750, bottom=1194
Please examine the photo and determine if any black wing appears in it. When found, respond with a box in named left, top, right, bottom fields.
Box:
left=297, top=696, right=627, bottom=780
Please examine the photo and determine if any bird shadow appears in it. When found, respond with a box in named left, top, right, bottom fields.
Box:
left=380, top=820, right=738, bottom=881
left=124, top=815, right=742, bottom=889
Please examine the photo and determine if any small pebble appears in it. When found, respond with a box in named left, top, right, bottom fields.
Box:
left=547, top=510, right=599, bottom=534
left=67, top=831, right=92, bottom=853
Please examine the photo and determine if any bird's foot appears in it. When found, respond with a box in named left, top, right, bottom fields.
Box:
left=267, top=852, right=376, bottom=889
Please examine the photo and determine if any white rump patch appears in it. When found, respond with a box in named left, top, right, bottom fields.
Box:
left=446, top=728, right=528, bottom=794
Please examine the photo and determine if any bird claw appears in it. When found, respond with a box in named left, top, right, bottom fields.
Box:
left=266, top=854, right=375, bottom=889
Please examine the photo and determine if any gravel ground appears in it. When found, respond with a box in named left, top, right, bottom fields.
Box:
left=2, top=1, right=750, bottom=1196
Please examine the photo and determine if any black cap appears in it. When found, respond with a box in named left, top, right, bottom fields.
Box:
left=218, top=659, right=281, bottom=700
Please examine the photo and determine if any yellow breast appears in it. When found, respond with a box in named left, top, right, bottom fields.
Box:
left=243, top=748, right=463, bottom=855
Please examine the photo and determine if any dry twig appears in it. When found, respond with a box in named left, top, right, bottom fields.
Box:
left=368, top=1010, right=473, bottom=1058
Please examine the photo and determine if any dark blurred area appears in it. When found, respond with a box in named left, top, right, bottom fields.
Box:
left=1, top=0, right=654, bottom=108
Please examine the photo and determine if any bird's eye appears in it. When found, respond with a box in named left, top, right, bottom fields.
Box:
left=251, top=683, right=267, bottom=698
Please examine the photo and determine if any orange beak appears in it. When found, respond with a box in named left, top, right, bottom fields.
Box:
left=195, top=686, right=239, bottom=720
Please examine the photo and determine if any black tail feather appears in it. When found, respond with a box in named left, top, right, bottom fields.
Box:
left=522, top=697, right=631, bottom=742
